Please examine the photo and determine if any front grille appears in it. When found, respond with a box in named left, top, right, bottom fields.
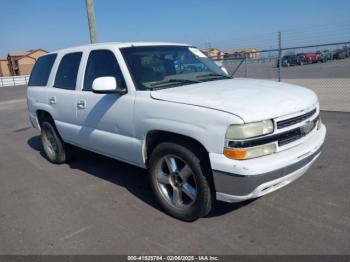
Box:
left=277, top=108, right=316, bottom=129
left=228, top=116, right=319, bottom=148
left=278, top=116, right=318, bottom=146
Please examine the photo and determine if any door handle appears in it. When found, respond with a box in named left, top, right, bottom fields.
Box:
left=49, top=96, right=56, bottom=104
left=77, top=100, right=86, bottom=109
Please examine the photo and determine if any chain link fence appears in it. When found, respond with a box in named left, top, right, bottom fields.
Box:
left=211, top=42, right=350, bottom=112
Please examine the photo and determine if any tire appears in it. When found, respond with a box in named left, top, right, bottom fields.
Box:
left=41, top=120, right=70, bottom=164
left=148, top=142, right=213, bottom=221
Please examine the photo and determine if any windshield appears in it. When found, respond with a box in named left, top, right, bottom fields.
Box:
left=120, top=45, right=230, bottom=90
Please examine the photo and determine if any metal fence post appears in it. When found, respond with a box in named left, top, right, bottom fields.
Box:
left=278, top=31, right=282, bottom=82
left=244, top=52, right=248, bottom=78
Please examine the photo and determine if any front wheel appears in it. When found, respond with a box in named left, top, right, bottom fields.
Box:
left=148, top=142, right=213, bottom=221
left=41, top=121, right=69, bottom=164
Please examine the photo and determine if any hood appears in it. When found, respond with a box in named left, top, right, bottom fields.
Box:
left=150, top=78, right=318, bottom=123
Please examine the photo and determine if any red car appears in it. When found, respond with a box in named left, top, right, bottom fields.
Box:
left=297, top=53, right=318, bottom=64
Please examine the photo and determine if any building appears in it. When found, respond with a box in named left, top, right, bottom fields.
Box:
left=200, top=47, right=261, bottom=60
left=0, top=57, right=11, bottom=77
left=201, top=48, right=225, bottom=59
left=225, top=48, right=261, bottom=59
left=1, top=49, right=48, bottom=77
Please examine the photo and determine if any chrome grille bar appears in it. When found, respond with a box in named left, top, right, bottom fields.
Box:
left=277, top=108, right=316, bottom=129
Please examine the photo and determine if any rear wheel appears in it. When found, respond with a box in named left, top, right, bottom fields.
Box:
left=41, top=121, right=69, bottom=164
left=149, top=142, right=213, bottom=221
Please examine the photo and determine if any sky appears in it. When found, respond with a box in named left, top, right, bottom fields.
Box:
left=1, top=0, right=350, bottom=56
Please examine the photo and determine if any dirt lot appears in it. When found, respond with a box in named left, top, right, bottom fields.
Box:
left=0, top=86, right=349, bottom=254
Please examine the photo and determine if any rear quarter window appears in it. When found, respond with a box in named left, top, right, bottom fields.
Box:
left=28, top=54, right=57, bottom=86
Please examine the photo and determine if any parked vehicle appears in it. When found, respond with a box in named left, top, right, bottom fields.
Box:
left=297, top=53, right=318, bottom=64
left=346, top=46, right=350, bottom=57
left=27, top=42, right=326, bottom=221
left=316, top=50, right=332, bottom=62
left=280, top=55, right=306, bottom=67
left=332, top=49, right=347, bottom=59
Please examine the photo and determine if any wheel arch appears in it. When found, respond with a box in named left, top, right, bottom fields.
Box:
left=144, top=130, right=216, bottom=191
left=36, top=109, right=54, bottom=127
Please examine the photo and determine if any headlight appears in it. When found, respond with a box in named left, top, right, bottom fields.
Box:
left=225, top=120, right=274, bottom=140
left=224, top=142, right=277, bottom=160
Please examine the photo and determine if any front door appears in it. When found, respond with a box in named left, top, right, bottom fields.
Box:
left=75, top=49, right=139, bottom=164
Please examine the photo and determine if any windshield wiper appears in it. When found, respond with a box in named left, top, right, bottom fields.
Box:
left=196, top=73, right=231, bottom=79
left=149, top=78, right=201, bottom=87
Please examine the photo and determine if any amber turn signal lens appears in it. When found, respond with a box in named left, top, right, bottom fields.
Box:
left=224, top=142, right=276, bottom=160
left=223, top=148, right=247, bottom=160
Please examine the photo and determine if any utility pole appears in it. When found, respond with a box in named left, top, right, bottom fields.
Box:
left=85, top=0, right=97, bottom=44
left=278, top=31, right=282, bottom=82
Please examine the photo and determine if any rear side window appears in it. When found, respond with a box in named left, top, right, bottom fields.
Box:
left=28, top=54, right=57, bottom=86
left=83, top=50, right=126, bottom=91
left=54, top=52, right=82, bottom=90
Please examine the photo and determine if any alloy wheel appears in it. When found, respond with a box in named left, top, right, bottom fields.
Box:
left=155, top=155, right=198, bottom=209
left=43, top=125, right=58, bottom=155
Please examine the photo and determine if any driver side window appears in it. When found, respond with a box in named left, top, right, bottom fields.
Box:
left=83, top=49, right=126, bottom=91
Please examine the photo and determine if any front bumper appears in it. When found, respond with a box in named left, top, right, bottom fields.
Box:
left=210, top=124, right=326, bottom=203
left=29, top=113, right=40, bottom=129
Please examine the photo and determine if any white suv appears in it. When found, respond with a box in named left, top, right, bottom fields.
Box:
left=27, top=42, right=326, bottom=221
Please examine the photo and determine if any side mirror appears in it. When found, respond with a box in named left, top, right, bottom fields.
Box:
left=221, top=67, right=229, bottom=76
left=92, top=77, right=127, bottom=94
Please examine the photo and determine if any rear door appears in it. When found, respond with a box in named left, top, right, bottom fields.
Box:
left=48, top=52, right=82, bottom=143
